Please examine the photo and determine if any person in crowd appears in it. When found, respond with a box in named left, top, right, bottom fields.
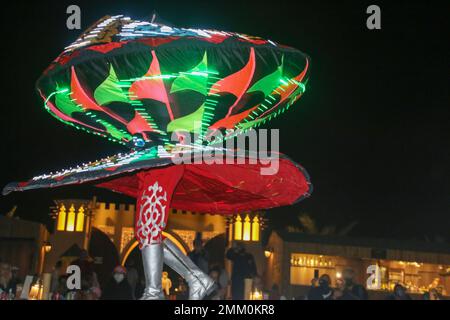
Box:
left=188, top=235, right=209, bottom=274
left=307, top=274, right=334, bottom=300
left=50, top=261, right=64, bottom=293
left=387, top=284, right=412, bottom=300
left=332, top=278, right=345, bottom=300
left=10, top=266, right=21, bottom=288
left=90, top=272, right=102, bottom=299
left=208, top=266, right=225, bottom=300
left=269, top=284, right=281, bottom=300
left=175, top=276, right=189, bottom=300
left=340, top=268, right=368, bottom=300
left=226, top=242, right=257, bottom=300
left=428, top=288, right=442, bottom=300
left=75, top=271, right=101, bottom=300
left=135, top=274, right=146, bottom=299
left=101, top=265, right=133, bottom=300
left=71, top=249, right=95, bottom=278
left=217, top=265, right=230, bottom=298
left=50, top=275, right=69, bottom=300
left=126, top=259, right=139, bottom=300
left=0, top=262, right=16, bottom=296
left=161, top=271, right=172, bottom=297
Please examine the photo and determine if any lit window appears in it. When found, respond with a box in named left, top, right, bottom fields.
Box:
left=66, top=205, right=76, bottom=232
left=232, top=213, right=261, bottom=242
left=243, top=215, right=251, bottom=241
left=251, top=216, right=260, bottom=241
left=234, top=215, right=242, bottom=240
left=57, top=205, right=67, bottom=231
left=76, top=205, right=85, bottom=232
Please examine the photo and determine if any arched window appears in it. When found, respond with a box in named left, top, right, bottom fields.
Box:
left=234, top=215, right=242, bottom=240
left=76, top=205, right=85, bottom=232
left=232, top=212, right=261, bottom=242
left=251, top=215, right=260, bottom=241
left=243, top=214, right=251, bottom=241
left=57, top=204, right=67, bottom=231
left=66, top=205, right=76, bottom=232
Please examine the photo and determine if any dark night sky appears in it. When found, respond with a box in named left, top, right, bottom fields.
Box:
left=0, top=0, right=448, bottom=240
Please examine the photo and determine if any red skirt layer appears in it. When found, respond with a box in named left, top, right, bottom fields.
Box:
left=97, top=158, right=311, bottom=215
left=3, top=149, right=312, bottom=216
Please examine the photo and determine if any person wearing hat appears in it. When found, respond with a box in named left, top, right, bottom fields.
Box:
left=101, top=265, right=133, bottom=300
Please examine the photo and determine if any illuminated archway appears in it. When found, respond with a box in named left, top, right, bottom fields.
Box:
left=121, top=231, right=187, bottom=266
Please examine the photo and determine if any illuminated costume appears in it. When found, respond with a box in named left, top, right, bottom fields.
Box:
left=3, top=15, right=312, bottom=300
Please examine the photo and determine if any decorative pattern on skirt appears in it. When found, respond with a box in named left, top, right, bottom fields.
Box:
left=135, top=181, right=168, bottom=247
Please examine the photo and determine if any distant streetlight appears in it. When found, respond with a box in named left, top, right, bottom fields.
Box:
left=43, top=242, right=52, bottom=253
left=264, top=247, right=273, bottom=258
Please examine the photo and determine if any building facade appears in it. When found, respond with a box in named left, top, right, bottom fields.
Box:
left=4, top=199, right=448, bottom=300
left=265, top=231, right=450, bottom=299
left=41, top=198, right=266, bottom=288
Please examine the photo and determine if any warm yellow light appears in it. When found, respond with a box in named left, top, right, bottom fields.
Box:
left=336, top=272, right=342, bottom=279
left=75, top=205, right=85, bottom=232
left=234, top=215, right=242, bottom=240
left=243, top=214, right=251, bottom=241
left=233, top=213, right=261, bottom=242
left=251, top=215, right=260, bottom=241
left=29, top=284, right=39, bottom=300
left=29, top=283, right=43, bottom=300
left=56, top=205, right=67, bottom=231
left=264, top=250, right=272, bottom=258
left=43, top=243, right=52, bottom=253
left=250, top=290, right=263, bottom=300
left=66, top=205, right=76, bottom=232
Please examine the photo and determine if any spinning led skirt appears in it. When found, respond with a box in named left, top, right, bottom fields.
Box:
left=3, top=14, right=312, bottom=240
